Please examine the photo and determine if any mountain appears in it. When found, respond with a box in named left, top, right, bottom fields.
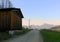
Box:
left=49, top=25, right=60, bottom=32
left=39, top=23, right=55, bottom=29
left=30, top=23, right=55, bottom=29
left=23, top=23, right=56, bottom=30
left=50, top=25, right=60, bottom=29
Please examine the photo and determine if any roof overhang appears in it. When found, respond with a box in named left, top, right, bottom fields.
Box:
left=0, top=8, right=24, bottom=18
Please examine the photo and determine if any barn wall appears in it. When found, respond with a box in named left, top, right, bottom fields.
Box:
left=0, top=11, right=11, bottom=31
left=0, top=10, right=22, bottom=31
left=11, top=10, right=22, bottom=30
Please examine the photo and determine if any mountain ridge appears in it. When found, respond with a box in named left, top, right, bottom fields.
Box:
left=23, top=23, right=56, bottom=29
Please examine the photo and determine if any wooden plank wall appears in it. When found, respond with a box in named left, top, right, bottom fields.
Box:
left=11, top=10, right=22, bottom=30
left=0, top=11, right=11, bottom=31
left=0, top=10, right=22, bottom=31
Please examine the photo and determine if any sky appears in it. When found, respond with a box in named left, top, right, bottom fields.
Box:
left=10, top=0, right=60, bottom=26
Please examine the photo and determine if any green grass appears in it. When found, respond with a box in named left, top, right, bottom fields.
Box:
left=0, top=32, right=12, bottom=41
left=0, top=28, right=31, bottom=42
left=40, top=29, right=60, bottom=42
left=14, top=28, right=31, bottom=35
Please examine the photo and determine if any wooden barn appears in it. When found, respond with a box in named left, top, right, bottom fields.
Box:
left=0, top=8, right=24, bottom=31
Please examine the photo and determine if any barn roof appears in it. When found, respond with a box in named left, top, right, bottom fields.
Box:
left=0, top=8, right=24, bottom=18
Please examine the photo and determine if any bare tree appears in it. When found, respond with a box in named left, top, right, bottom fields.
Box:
left=0, top=0, right=13, bottom=9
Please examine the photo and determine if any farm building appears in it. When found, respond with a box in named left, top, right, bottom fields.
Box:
left=0, top=8, right=24, bottom=32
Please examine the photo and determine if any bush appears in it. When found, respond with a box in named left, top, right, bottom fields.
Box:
left=0, top=32, right=12, bottom=41
left=14, top=28, right=30, bottom=35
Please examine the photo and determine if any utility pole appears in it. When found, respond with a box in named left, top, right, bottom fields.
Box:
left=29, top=19, right=30, bottom=29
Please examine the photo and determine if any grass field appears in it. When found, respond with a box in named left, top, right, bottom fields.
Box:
left=40, top=29, right=60, bottom=42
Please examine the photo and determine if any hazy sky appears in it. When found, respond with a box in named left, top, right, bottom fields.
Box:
left=11, top=0, right=60, bottom=26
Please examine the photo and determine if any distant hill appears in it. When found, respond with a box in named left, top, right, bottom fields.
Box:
left=50, top=25, right=60, bottom=31
left=51, top=25, right=60, bottom=29
left=39, top=23, right=55, bottom=29
left=23, top=23, right=55, bottom=30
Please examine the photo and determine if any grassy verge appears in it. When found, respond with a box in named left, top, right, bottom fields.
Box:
left=0, top=28, right=31, bottom=42
left=40, top=29, right=60, bottom=42
left=0, top=32, right=12, bottom=42
left=14, top=28, right=31, bottom=35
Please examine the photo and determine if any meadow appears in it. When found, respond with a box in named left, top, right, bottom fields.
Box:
left=40, top=29, right=60, bottom=42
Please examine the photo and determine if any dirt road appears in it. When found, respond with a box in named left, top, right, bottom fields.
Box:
left=5, top=30, right=43, bottom=42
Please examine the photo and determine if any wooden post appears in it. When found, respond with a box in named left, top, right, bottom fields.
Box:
left=29, top=19, right=30, bottom=28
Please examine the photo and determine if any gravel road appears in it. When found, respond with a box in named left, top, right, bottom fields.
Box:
left=5, top=30, right=43, bottom=42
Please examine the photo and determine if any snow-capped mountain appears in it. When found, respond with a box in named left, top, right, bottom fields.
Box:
left=39, top=23, right=55, bottom=29
left=23, top=23, right=56, bottom=29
